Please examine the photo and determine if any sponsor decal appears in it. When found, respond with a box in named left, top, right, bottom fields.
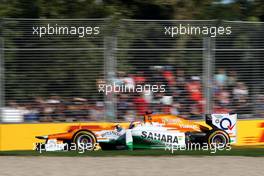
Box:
left=101, top=131, right=123, bottom=137
left=162, top=118, right=200, bottom=131
left=259, top=122, right=264, bottom=143
left=219, top=118, right=236, bottom=131
left=212, top=114, right=237, bottom=144
left=178, top=124, right=199, bottom=130
left=141, top=131, right=178, bottom=143
left=242, top=122, right=264, bottom=144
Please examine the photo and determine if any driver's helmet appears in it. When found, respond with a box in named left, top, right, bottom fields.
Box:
left=129, top=121, right=142, bottom=129
left=115, top=124, right=123, bottom=132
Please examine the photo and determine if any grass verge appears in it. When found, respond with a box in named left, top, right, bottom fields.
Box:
left=0, top=147, right=263, bottom=157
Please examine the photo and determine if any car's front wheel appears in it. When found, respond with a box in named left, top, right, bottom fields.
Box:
left=73, top=131, right=97, bottom=151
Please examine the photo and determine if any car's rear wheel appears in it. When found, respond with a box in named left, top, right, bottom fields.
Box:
left=73, top=131, right=97, bottom=151
left=207, top=130, right=230, bottom=149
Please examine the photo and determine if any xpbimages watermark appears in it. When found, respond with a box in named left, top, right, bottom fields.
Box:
left=32, top=24, right=100, bottom=38
left=34, top=141, right=99, bottom=154
left=165, top=142, right=232, bottom=154
left=98, top=83, right=166, bottom=95
left=164, top=24, right=232, bottom=38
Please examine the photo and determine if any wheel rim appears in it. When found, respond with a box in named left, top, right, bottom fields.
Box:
left=77, top=134, right=94, bottom=147
left=211, top=133, right=227, bottom=148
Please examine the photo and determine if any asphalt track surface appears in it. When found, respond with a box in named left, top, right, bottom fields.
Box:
left=0, top=156, right=263, bottom=176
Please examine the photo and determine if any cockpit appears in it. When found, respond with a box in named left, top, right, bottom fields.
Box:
left=128, top=121, right=142, bottom=129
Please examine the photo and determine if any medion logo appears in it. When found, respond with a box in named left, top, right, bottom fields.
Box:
left=141, top=131, right=178, bottom=143
left=101, top=131, right=122, bottom=137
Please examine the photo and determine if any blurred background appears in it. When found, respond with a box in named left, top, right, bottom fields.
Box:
left=0, top=0, right=263, bottom=122
left=0, top=0, right=263, bottom=21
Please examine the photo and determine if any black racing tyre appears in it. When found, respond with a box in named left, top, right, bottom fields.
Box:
left=207, top=130, right=230, bottom=149
left=73, top=131, right=97, bottom=151
left=99, top=143, right=117, bottom=150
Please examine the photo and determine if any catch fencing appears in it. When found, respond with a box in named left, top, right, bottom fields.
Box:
left=0, top=19, right=263, bottom=122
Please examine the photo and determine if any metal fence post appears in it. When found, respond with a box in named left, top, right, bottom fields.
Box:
left=0, top=37, right=3, bottom=107
left=0, top=20, right=4, bottom=122
left=104, top=36, right=117, bottom=121
left=203, top=37, right=215, bottom=115
left=0, top=32, right=4, bottom=107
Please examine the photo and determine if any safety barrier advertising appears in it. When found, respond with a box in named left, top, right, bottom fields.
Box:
left=0, top=120, right=263, bottom=151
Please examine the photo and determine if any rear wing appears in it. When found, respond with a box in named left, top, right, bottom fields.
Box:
left=206, top=114, right=237, bottom=144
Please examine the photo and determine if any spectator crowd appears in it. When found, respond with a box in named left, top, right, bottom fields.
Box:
left=114, top=66, right=255, bottom=121
left=2, top=66, right=263, bottom=122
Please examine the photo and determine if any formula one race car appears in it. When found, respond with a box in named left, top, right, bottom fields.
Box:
left=36, top=113, right=236, bottom=151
